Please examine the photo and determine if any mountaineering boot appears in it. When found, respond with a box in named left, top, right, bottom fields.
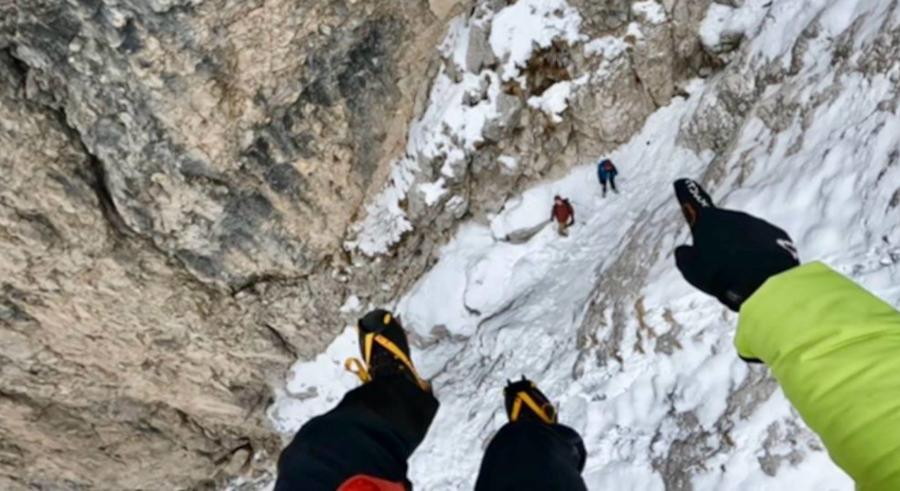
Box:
left=278, top=309, right=439, bottom=491
left=345, top=309, right=430, bottom=391
left=504, top=377, right=558, bottom=424
left=475, top=378, right=588, bottom=490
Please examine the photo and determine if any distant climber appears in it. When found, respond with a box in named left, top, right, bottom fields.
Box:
left=597, top=159, right=618, bottom=197
left=275, top=309, right=587, bottom=490
left=551, top=195, right=575, bottom=236
left=673, top=178, right=900, bottom=491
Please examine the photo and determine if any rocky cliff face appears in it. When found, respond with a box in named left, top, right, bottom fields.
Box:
left=2, top=0, right=454, bottom=488
left=2, top=0, right=723, bottom=488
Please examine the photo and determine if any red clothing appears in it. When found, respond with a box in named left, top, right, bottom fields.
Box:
left=339, top=475, right=406, bottom=491
left=552, top=200, right=574, bottom=225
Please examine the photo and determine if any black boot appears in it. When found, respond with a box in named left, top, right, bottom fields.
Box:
left=474, top=378, right=587, bottom=490
left=345, top=309, right=430, bottom=391
left=278, top=310, right=439, bottom=491
left=504, top=377, right=558, bottom=424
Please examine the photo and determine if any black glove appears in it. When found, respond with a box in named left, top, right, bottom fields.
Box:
left=673, top=178, right=800, bottom=312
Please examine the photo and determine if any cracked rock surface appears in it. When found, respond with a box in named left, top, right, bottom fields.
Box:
left=1, top=0, right=455, bottom=488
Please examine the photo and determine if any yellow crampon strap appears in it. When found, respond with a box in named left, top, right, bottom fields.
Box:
left=344, top=332, right=430, bottom=391
left=371, top=333, right=430, bottom=390
left=344, top=358, right=372, bottom=383
left=509, top=391, right=556, bottom=424
left=363, top=332, right=375, bottom=366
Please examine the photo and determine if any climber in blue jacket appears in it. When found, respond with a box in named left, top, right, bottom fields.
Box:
left=597, top=159, right=618, bottom=197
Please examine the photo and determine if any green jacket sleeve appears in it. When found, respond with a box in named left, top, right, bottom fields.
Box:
left=736, top=261, right=900, bottom=490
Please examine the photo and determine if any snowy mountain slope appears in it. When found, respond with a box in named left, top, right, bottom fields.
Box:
left=270, top=1, right=900, bottom=490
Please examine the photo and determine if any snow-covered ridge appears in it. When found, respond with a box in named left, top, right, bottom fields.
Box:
left=276, top=0, right=900, bottom=489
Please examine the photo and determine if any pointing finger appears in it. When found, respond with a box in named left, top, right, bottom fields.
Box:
left=673, top=178, right=715, bottom=232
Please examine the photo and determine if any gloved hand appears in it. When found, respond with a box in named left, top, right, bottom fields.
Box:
left=673, top=178, right=800, bottom=312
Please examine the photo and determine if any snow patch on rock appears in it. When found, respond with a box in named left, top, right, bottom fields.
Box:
left=344, top=157, right=418, bottom=256
left=527, top=75, right=589, bottom=123
left=489, top=0, right=585, bottom=81
left=633, top=1, right=667, bottom=25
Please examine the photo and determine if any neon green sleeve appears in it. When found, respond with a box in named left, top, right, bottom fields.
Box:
left=736, top=261, right=900, bottom=490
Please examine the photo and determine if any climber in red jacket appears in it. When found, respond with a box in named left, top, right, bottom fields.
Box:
left=552, top=195, right=575, bottom=236
left=275, top=310, right=587, bottom=490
